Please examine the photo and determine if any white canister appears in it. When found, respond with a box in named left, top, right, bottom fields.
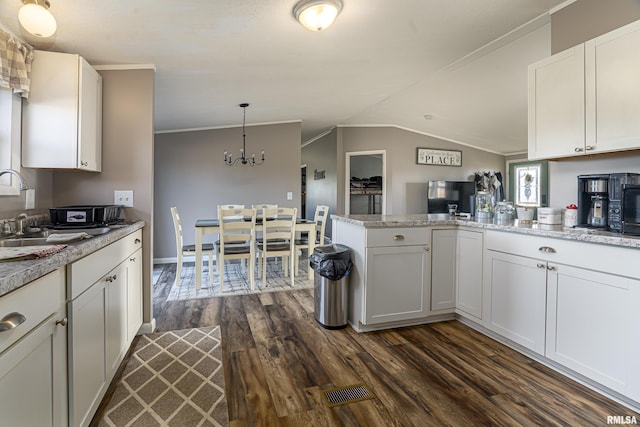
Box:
left=564, top=205, right=578, bottom=227
left=538, top=207, right=563, bottom=225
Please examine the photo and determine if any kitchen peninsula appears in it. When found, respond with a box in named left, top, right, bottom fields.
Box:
left=333, top=213, right=640, bottom=413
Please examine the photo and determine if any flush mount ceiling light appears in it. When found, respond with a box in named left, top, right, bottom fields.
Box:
left=18, top=0, right=57, bottom=38
left=293, top=0, right=343, bottom=31
left=223, top=103, right=265, bottom=167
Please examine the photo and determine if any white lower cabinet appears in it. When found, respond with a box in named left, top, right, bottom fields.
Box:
left=0, top=268, right=67, bottom=427
left=485, top=229, right=640, bottom=406
left=430, top=229, right=456, bottom=312
left=366, top=244, right=430, bottom=324
left=546, top=264, right=639, bottom=396
left=455, top=229, right=483, bottom=320
left=69, top=278, right=107, bottom=427
left=126, top=248, right=144, bottom=343
left=68, top=230, right=143, bottom=427
left=486, top=251, right=547, bottom=355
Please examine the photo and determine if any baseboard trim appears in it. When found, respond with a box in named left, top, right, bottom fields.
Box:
left=138, top=318, right=157, bottom=335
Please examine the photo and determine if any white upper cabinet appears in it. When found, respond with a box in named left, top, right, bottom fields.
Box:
left=528, top=19, right=640, bottom=160
left=22, top=50, right=102, bottom=171
left=585, top=20, right=640, bottom=154
left=528, top=45, right=585, bottom=159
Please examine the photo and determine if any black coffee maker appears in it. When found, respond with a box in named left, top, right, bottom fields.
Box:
left=577, top=174, right=609, bottom=228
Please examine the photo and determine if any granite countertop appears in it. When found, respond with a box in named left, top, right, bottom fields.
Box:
left=332, top=214, right=640, bottom=250
left=0, top=221, right=145, bottom=298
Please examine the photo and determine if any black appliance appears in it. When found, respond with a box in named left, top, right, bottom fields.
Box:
left=49, top=205, right=123, bottom=228
left=577, top=173, right=640, bottom=231
left=622, top=185, right=640, bottom=236
left=427, top=180, right=475, bottom=215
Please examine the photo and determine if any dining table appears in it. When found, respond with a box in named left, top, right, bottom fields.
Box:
left=194, top=217, right=317, bottom=290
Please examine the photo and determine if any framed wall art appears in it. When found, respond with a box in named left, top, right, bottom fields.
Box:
left=416, top=148, right=462, bottom=167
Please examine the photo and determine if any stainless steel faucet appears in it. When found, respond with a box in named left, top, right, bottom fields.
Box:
left=0, top=169, right=30, bottom=191
left=15, top=213, right=28, bottom=237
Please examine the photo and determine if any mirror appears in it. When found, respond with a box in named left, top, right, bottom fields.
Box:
left=346, top=150, right=386, bottom=215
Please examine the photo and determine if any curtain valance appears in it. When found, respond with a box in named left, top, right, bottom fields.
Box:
left=0, top=29, right=34, bottom=98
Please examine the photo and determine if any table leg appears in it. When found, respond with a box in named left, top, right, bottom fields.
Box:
left=195, top=228, right=203, bottom=290
left=307, top=239, right=315, bottom=280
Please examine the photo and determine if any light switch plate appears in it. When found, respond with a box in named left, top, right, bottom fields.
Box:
left=114, top=190, right=134, bottom=207
left=25, top=189, right=35, bottom=210
left=287, top=191, right=293, bottom=201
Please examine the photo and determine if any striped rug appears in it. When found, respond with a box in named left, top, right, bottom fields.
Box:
left=163, top=258, right=314, bottom=302
left=96, top=327, right=227, bottom=427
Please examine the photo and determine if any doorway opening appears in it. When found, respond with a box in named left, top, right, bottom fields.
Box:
left=345, top=150, right=386, bottom=215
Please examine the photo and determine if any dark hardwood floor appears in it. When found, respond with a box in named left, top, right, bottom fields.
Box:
left=146, top=262, right=639, bottom=426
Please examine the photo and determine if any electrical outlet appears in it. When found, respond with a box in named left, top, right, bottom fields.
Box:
left=25, top=189, right=35, bottom=210
left=114, top=190, right=134, bottom=207
left=287, top=191, right=293, bottom=201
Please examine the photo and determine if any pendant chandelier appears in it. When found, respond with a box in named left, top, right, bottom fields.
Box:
left=223, top=103, right=264, bottom=167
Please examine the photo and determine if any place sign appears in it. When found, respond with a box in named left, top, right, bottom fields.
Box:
left=416, top=148, right=462, bottom=167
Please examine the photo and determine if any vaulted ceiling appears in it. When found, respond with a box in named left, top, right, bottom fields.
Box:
left=0, top=0, right=568, bottom=154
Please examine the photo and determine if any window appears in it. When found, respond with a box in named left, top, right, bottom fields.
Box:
left=508, top=160, right=548, bottom=207
left=0, top=87, right=22, bottom=195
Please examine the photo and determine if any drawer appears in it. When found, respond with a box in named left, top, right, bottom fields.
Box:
left=485, top=230, right=638, bottom=278
left=69, top=229, right=142, bottom=300
left=366, top=227, right=430, bottom=248
left=0, top=268, right=64, bottom=354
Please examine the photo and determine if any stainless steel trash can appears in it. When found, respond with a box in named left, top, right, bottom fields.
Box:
left=309, top=244, right=352, bottom=329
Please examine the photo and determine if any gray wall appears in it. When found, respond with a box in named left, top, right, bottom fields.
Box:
left=52, top=69, right=155, bottom=324
left=154, top=121, right=301, bottom=259
left=301, top=128, right=338, bottom=238
left=551, top=0, right=640, bottom=54
left=338, top=126, right=505, bottom=215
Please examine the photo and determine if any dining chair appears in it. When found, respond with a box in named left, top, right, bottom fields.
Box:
left=257, top=207, right=297, bottom=287
left=295, top=205, right=329, bottom=275
left=217, top=207, right=257, bottom=291
left=252, top=204, right=278, bottom=221
left=171, top=206, right=214, bottom=286
left=214, top=204, right=247, bottom=273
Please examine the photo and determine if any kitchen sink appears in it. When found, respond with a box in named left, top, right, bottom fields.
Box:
left=0, top=237, right=50, bottom=247
left=0, top=227, right=114, bottom=247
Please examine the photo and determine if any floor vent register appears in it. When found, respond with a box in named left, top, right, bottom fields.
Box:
left=321, top=384, right=376, bottom=407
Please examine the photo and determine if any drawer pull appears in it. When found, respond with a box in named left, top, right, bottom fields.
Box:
left=536, top=263, right=545, bottom=269
left=105, top=274, right=117, bottom=283
left=135, top=238, right=141, bottom=244
left=547, top=265, right=556, bottom=271
left=574, top=147, right=584, bottom=152
left=393, top=235, right=405, bottom=241
left=130, top=257, right=136, bottom=262
left=425, top=247, right=430, bottom=252
left=0, top=312, right=26, bottom=332
left=538, top=246, right=556, bottom=253
left=585, top=145, right=595, bottom=151
left=56, top=317, right=68, bottom=327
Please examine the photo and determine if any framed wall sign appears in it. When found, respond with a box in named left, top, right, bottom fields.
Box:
left=417, top=148, right=462, bottom=167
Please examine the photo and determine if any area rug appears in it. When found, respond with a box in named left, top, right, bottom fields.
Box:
left=164, top=258, right=314, bottom=302
left=97, top=327, right=227, bottom=427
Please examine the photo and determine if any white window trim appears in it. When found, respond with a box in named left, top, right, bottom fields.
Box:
left=0, top=88, right=22, bottom=196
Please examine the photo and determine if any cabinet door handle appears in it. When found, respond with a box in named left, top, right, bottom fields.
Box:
left=106, top=274, right=117, bottom=282
left=129, top=257, right=136, bottom=262
left=538, top=246, right=556, bottom=253
left=135, top=238, right=141, bottom=244
left=574, top=147, right=584, bottom=152
left=424, top=247, right=430, bottom=252
left=393, top=235, right=404, bottom=241
left=56, top=317, right=68, bottom=327
left=0, top=312, right=26, bottom=332
left=536, top=263, right=545, bottom=269
left=81, top=161, right=88, bottom=166
left=547, top=265, right=556, bottom=271
left=585, top=145, right=595, bottom=151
